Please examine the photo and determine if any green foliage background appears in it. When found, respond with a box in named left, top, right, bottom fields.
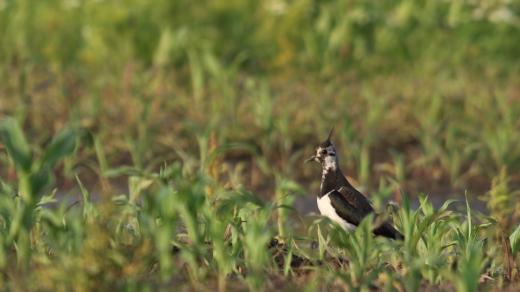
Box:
left=2, top=0, right=520, bottom=188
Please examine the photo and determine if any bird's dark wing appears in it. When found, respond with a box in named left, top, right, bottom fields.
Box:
left=331, top=186, right=404, bottom=240
left=336, top=185, right=375, bottom=215
left=327, top=190, right=367, bottom=226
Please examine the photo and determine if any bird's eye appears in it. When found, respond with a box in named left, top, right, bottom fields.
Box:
left=320, top=149, right=327, bottom=155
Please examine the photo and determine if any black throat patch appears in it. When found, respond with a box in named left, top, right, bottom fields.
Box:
left=319, top=167, right=350, bottom=197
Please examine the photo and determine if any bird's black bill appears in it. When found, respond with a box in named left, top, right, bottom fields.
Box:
left=305, top=155, right=317, bottom=163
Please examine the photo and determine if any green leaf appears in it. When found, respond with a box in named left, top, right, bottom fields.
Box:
left=511, top=224, right=520, bottom=256
left=129, top=176, right=153, bottom=203
left=0, top=118, right=32, bottom=172
left=37, top=191, right=57, bottom=206
left=317, top=225, right=328, bottom=261
left=29, top=170, right=52, bottom=196
left=104, top=166, right=141, bottom=177
left=41, top=128, right=78, bottom=169
left=465, top=192, right=472, bottom=239
left=76, top=175, right=96, bottom=221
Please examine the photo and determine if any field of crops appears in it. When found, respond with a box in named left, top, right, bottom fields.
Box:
left=1, top=0, right=520, bottom=291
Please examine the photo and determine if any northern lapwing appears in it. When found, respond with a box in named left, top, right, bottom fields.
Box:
left=306, top=129, right=404, bottom=240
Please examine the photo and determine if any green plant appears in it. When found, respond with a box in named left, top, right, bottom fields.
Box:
left=0, top=118, right=79, bottom=266
left=453, top=196, right=486, bottom=292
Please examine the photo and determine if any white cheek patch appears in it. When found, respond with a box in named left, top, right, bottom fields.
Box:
left=323, top=156, right=337, bottom=172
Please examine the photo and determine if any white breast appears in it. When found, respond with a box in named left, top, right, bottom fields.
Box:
left=317, top=194, right=356, bottom=231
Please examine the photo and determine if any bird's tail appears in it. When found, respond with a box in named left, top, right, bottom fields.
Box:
left=373, top=222, right=404, bottom=240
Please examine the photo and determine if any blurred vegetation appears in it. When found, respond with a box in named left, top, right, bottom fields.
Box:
left=1, top=0, right=520, bottom=192
left=1, top=0, right=520, bottom=290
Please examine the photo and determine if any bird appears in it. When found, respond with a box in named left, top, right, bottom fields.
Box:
left=305, top=128, right=404, bottom=240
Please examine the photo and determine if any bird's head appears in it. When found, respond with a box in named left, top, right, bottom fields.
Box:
left=305, top=128, right=339, bottom=171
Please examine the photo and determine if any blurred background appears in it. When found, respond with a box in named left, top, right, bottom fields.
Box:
left=1, top=0, right=520, bottom=209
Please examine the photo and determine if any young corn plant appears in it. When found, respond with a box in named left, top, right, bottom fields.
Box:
left=334, top=215, right=383, bottom=290
left=0, top=118, right=79, bottom=267
left=415, top=95, right=443, bottom=169
left=241, top=203, right=274, bottom=291
left=482, top=95, right=520, bottom=171
left=274, top=174, right=304, bottom=240
left=415, top=196, right=457, bottom=285
left=140, top=174, right=179, bottom=282
left=453, top=197, right=486, bottom=292
left=358, top=93, right=388, bottom=187
left=171, top=170, right=210, bottom=281
left=211, top=188, right=262, bottom=291
left=396, top=195, right=454, bottom=290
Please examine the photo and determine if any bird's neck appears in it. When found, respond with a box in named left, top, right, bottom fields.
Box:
left=319, top=165, right=347, bottom=197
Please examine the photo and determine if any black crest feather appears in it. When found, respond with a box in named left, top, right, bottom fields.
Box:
left=319, top=127, right=334, bottom=148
